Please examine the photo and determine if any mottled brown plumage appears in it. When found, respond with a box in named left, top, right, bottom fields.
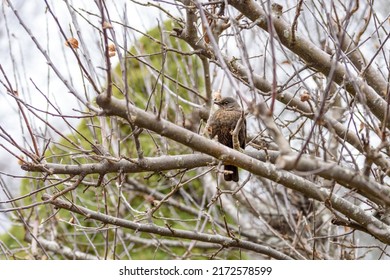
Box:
left=209, top=97, right=246, bottom=182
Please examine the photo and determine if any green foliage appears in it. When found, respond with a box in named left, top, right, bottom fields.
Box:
left=0, top=224, right=27, bottom=260
left=113, top=20, right=204, bottom=123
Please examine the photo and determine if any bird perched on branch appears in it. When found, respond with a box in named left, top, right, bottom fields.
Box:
left=209, top=97, right=246, bottom=182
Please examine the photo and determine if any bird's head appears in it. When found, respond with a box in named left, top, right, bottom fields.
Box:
left=214, top=97, right=241, bottom=110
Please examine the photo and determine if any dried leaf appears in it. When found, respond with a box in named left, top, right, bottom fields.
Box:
left=108, top=43, right=116, bottom=52
left=300, top=91, right=311, bottom=102
left=359, top=122, right=365, bottom=133
left=212, top=90, right=222, bottom=102
left=103, top=21, right=113, bottom=29
left=17, top=155, right=25, bottom=166
left=65, top=38, right=79, bottom=49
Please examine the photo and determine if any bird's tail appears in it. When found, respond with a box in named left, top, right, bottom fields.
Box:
left=224, top=165, right=239, bottom=182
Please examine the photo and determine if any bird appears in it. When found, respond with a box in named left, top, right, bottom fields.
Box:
left=208, top=97, right=246, bottom=182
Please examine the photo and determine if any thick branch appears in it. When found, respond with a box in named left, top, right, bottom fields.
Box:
left=96, top=95, right=390, bottom=206
left=21, top=154, right=214, bottom=175
left=228, top=0, right=389, bottom=128
left=339, top=31, right=388, bottom=98
left=41, top=194, right=293, bottom=260
left=94, top=94, right=390, bottom=243
left=176, top=19, right=390, bottom=174
left=22, top=146, right=390, bottom=208
left=25, top=233, right=98, bottom=260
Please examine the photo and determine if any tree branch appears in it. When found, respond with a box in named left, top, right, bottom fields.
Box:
left=41, top=194, right=294, bottom=260
left=228, top=0, right=389, bottom=128
left=93, top=94, right=390, bottom=243
left=21, top=154, right=215, bottom=175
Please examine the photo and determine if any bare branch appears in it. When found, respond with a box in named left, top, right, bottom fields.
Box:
left=42, top=194, right=294, bottom=260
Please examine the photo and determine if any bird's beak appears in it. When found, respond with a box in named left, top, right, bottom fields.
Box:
left=213, top=100, right=221, bottom=106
